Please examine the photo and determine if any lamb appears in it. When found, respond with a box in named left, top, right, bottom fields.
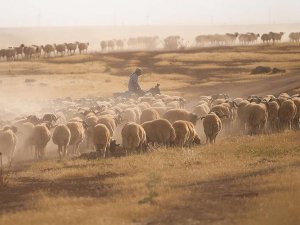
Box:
left=173, top=120, right=198, bottom=148
left=121, top=122, right=146, bottom=154
left=140, top=108, right=160, bottom=124
left=202, top=112, right=223, bottom=144
left=93, top=124, right=111, bottom=158
left=163, top=109, right=199, bottom=125
left=142, top=119, right=176, bottom=146
left=0, top=126, right=18, bottom=162
left=278, top=99, right=297, bottom=130
left=52, top=125, right=71, bottom=159
left=67, top=122, right=86, bottom=155
left=30, top=124, right=51, bottom=159
left=78, top=42, right=89, bottom=54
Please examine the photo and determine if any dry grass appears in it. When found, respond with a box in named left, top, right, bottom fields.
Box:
left=0, top=131, right=299, bottom=225
left=0, top=44, right=300, bottom=100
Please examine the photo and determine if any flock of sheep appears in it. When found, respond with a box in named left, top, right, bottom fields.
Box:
left=1, top=31, right=299, bottom=61
left=0, top=91, right=299, bottom=163
left=0, top=42, right=89, bottom=61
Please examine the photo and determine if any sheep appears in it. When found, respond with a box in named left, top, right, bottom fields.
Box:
left=17, top=122, right=34, bottom=153
left=173, top=120, right=198, bottom=148
left=52, top=125, right=71, bottom=159
left=163, top=109, right=199, bottom=125
left=93, top=124, right=111, bottom=158
left=137, top=102, right=151, bottom=112
left=78, top=42, right=89, bottom=54
left=140, top=108, right=160, bottom=124
left=121, top=108, right=138, bottom=123
left=292, top=98, right=300, bottom=130
left=97, top=115, right=122, bottom=137
left=42, top=44, right=55, bottom=57
left=4, top=48, right=17, bottom=61
left=54, top=44, right=67, bottom=56
left=43, top=113, right=59, bottom=124
left=84, top=114, right=98, bottom=148
left=247, top=102, right=268, bottom=135
left=0, top=126, right=18, bottom=162
left=121, top=122, right=146, bottom=154
left=66, top=42, right=79, bottom=55
left=166, top=101, right=181, bottom=109
left=67, top=122, right=86, bottom=155
left=14, top=44, right=25, bottom=60
left=152, top=101, right=166, bottom=108
left=210, top=104, right=232, bottom=132
left=202, top=112, right=223, bottom=144
left=267, top=100, right=280, bottom=131
left=193, top=103, right=210, bottom=118
left=142, top=119, right=176, bottom=146
left=278, top=99, right=297, bottom=130
left=30, top=124, right=51, bottom=159
left=100, top=41, right=108, bottom=51
left=150, top=107, right=168, bottom=117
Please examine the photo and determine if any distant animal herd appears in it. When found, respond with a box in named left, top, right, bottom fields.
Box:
left=0, top=32, right=299, bottom=61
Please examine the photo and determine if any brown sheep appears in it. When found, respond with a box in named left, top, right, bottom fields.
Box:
left=31, top=124, right=51, bottom=159
left=278, top=99, right=297, bottom=130
left=121, top=122, right=146, bottom=154
left=163, top=109, right=199, bottom=125
left=52, top=125, right=71, bottom=159
left=142, top=119, right=176, bottom=146
left=173, top=120, right=192, bottom=148
left=0, top=126, right=18, bottom=162
left=67, top=122, right=86, bottom=155
left=293, top=98, right=300, bottom=129
left=93, top=124, right=111, bottom=158
left=202, top=112, right=223, bottom=144
left=140, top=108, right=160, bottom=124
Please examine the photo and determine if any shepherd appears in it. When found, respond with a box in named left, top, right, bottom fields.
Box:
left=128, top=68, right=145, bottom=96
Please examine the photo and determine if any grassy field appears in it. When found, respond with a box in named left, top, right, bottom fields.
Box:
left=0, top=44, right=300, bottom=224
left=0, top=131, right=300, bottom=225
left=0, top=44, right=300, bottom=101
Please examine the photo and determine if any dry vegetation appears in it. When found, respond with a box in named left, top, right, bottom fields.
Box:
left=0, top=44, right=300, bottom=224
left=0, top=131, right=300, bottom=225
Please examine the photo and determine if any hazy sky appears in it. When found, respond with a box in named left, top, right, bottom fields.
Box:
left=0, top=0, right=300, bottom=27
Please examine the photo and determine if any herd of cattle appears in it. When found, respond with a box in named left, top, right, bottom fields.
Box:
left=0, top=91, right=299, bottom=162
left=0, top=32, right=299, bottom=61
